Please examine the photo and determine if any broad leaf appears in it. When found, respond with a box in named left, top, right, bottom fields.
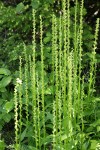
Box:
left=0, top=140, right=5, bottom=150
left=0, top=87, right=6, bottom=92
left=16, top=2, right=25, bottom=13
left=3, top=113, right=11, bottom=123
left=0, top=76, right=12, bottom=88
left=90, top=140, right=98, bottom=150
left=3, top=101, right=14, bottom=113
left=31, top=0, right=40, bottom=9
left=0, top=68, right=11, bottom=75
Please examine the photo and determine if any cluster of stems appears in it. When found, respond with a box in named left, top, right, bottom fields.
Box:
left=14, top=0, right=100, bottom=149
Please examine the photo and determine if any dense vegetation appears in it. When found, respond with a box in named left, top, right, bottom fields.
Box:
left=0, top=0, right=100, bottom=150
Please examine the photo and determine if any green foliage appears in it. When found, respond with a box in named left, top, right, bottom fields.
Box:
left=0, top=140, right=5, bottom=150
left=13, top=0, right=100, bottom=149
left=0, top=1, right=31, bottom=69
left=0, top=68, right=14, bottom=150
left=16, top=2, right=25, bottom=14
left=0, top=0, right=100, bottom=149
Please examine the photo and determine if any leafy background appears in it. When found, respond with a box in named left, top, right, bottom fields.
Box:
left=0, top=0, right=100, bottom=149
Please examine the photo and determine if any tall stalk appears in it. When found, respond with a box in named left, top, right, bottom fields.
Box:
left=52, top=13, right=59, bottom=147
left=36, top=73, right=41, bottom=149
left=66, top=0, right=70, bottom=56
left=52, top=14, right=55, bottom=98
left=40, top=15, right=45, bottom=148
left=77, top=0, right=84, bottom=122
left=62, top=1, right=67, bottom=147
left=23, top=43, right=29, bottom=126
left=32, top=9, right=37, bottom=147
left=53, top=101, right=56, bottom=150
left=88, top=18, right=100, bottom=101
left=88, top=18, right=100, bottom=122
left=80, top=76, right=85, bottom=149
left=58, top=13, right=62, bottom=149
left=14, top=83, right=19, bottom=150
left=52, top=14, right=56, bottom=149
left=54, top=15, right=59, bottom=139
left=67, top=52, right=73, bottom=142
left=19, top=56, right=22, bottom=146
left=73, top=0, right=78, bottom=133
left=14, top=77, right=22, bottom=150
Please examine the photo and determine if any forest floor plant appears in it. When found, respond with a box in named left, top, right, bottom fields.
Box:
left=14, top=0, right=100, bottom=149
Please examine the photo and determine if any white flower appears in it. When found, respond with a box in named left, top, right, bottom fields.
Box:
left=16, top=78, right=22, bottom=85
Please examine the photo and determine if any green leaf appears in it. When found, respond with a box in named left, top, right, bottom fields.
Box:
left=3, top=101, right=14, bottom=113
left=28, top=146, right=37, bottom=150
left=21, top=128, right=27, bottom=141
left=91, top=119, right=100, bottom=127
left=45, top=87, right=52, bottom=94
left=61, top=134, right=67, bottom=141
left=3, top=113, right=11, bottom=123
left=31, top=0, right=40, bottom=9
left=41, top=135, right=52, bottom=146
left=14, top=144, right=20, bottom=150
left=90, top=140, right=98, bottom=150
left=0, top=68, right=11, bottom=75
left=16, top=2, right=25, bottom=13
left=21, top=145, right=38, bottom=150
left=0, top=76, right=12, bottom=88
left=43, top=32, right=52, bottom=44
left=0, top=75, right=3, bottom=79
left=0, top=125, right=3, bottom=130
left=45, top=112, right=53, bottom=122
left=43, top=37, right=51, bottom=44
left=0, top=140, right=5, bottom=150
left=97, top=126, right=100, bottom=132
left=0, top=87, right=6, bottom=92
left=46, top=124, right=53, bottom=129
left=45, top=0, right=54, bottom=4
